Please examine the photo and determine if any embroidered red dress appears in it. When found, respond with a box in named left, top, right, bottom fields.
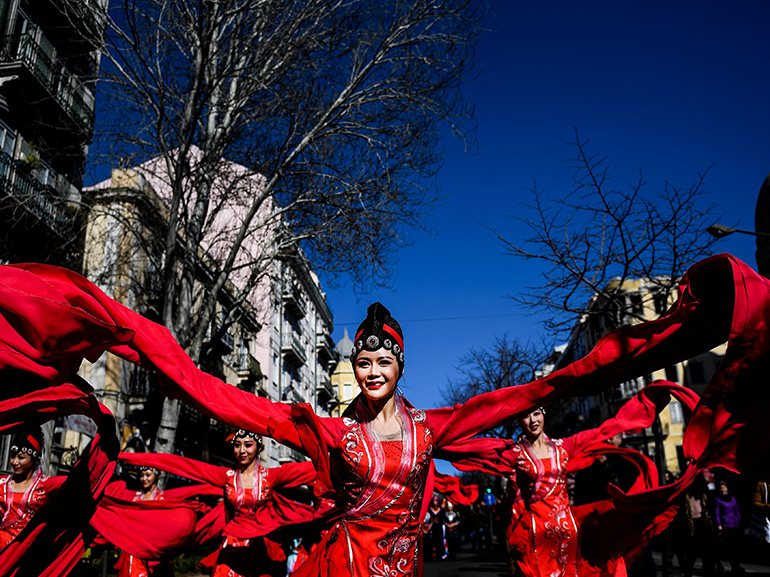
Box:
left=506, top=436, right=580, bottom=577
left=212, top=465, right=299, bottom=577
left=0, top=470, right=49, bottom=549
left=274, top=392, right=521, bottom=577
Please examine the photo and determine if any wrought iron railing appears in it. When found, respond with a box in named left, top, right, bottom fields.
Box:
left=0, top=150, right=72, bottom=228
left=0, top=33, right=95, bottom=132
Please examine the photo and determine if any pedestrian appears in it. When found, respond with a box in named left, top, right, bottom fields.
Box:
left=425, top=495, right=446, bottom=561
left=682, top=473, right=718, bottom=577
left=442, top=501, right=461, bottom=560
left=749, top=480, right=770, bottom=551
left=468, top=505, right=485, bottom=552
left=714, top=480, right=745, bottom=573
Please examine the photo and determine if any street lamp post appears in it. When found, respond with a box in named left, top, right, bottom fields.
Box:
left=706, top=224, right=770, bottom=239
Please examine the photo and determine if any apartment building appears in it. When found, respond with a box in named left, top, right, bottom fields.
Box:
left=0, top=0, right=106, bottom=472
left=72, top=156, right=336, bottom=468
left=0, top=0, right=104, bottom=268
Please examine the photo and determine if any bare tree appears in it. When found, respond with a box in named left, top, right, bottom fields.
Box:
left=88, top=0, right=482, bottom=455
left=491, top=130, right=723, bottom=337
left=440, top=335, right=542, bottom=439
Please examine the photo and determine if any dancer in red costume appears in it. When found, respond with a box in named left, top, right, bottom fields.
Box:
left=277, top=303, right=560, bottom=577
left=2, top=254, right=770, bottom=575
left=0, top=429, right=51, bottom=549
left=212, top=430, right=292, bottom=577
left=440, top=382, right=700, bottom=577
left=100, top=450, right=320, bottom=574
left=506, top=407, right=581, bottom=577
left=114, top=466, right=165, bottom=577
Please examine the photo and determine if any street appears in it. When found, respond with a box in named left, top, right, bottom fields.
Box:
left=423, top=546, right=511, bottom=577
left=422, top=544, right=770, bottom=577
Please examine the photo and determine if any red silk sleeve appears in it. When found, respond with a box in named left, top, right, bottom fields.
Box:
left=90, top=495, right=203, bottom=560
left=424, top=255, right=742, bottom=451
left=266, top=461, right=316, bottom=488
left=432, top=471, right=479, bottom=506
left=118, top=452, right=228, bottom=487
left=9, top=263, right=342, bottom=453
left=438, top=382, right=698, bottom=477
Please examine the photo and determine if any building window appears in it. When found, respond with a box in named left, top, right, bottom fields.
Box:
left=0, top=119, right=15, bottom=158
left=665, top=365, right=679, bottom=383
left=669, top=400, right=684, bottom=424
left=343, top=383, right=353, bottom=400
left=629, top=293, right=644, bottom=316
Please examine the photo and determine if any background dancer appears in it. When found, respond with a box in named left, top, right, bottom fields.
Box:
left=114, top=466, right=166, bottom=577
left=0, top=428, right=49, bottom=549
left=211, top=430, right=298, bottom=577
left=440, top=382, right=700, bottom=576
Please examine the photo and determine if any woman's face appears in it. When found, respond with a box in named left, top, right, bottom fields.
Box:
left=233, top=437, right=258, bottom=468
left=720, top=483, right=729, bottom=496
left=10, top=451, right=34, bottom=479
left=140, top=469, right=158, bottom=491
left=520, top=409, right=545, bottom=440
left=354, top=348, right=400, bottom=404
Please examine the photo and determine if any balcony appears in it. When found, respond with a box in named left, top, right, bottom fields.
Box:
left=316, top=377, right=335, bottom=399
left=282, top=334, right=307, bottom=366
left=53, top=0, right=108, bottom=48
left=237, top=352, right=263, bottom=380
left=282, top=284, right=307, bottom=318
left=0, top=33, right=96, bottom=135
left=316, top=333, right=336, bottom=363
left=127, top=366, right=152, bottom=400
left=205, top=325, right=234, bottom=357
left=278, top=445, right=305, bottom=464
left=236, top=352, right=264, bottom=393
left=0, top=151, right=74, bottom=230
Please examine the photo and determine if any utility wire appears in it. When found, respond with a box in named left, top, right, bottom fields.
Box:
left=334, top=313, right=522, bottom=326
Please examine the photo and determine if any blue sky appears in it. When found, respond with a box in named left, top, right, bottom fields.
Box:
left=323, top=0, right=770, bottom=422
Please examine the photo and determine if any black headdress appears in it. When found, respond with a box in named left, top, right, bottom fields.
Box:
left=229, top=429, right=262, bottom=446
left=10, top=427, right=44, bottom=461
left=350, top=302, right=405, bottom=368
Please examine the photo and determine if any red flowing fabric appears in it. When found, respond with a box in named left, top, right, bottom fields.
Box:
left=96, top=451, right=322, bottom=572
left=0, top=389, right=119, bottom=577
left=1, top=255, right=769, bottom=574
left=90, top=489, right=203, bottom=561
left=117, top=452, right=320, bottom=539
left=0, top=267, right=133, bottom=576
left=432, top=471, right=479, bottom=506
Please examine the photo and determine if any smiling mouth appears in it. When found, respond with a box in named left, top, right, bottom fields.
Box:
left=367, top=383, right=384, bottom=390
